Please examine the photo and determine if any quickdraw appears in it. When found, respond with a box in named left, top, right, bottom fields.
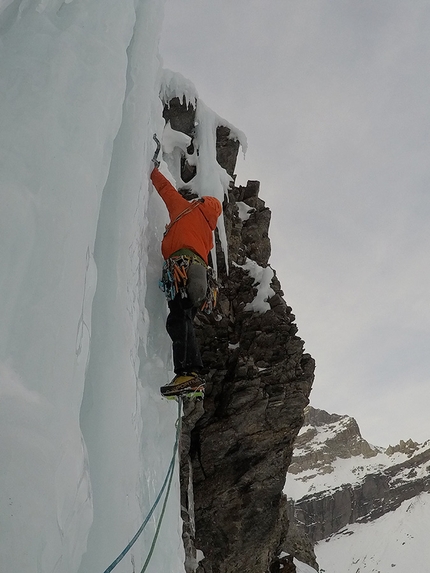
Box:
left=159, top=256, right=190, bottom=301
left=201, top=266, right=218, bottom=314
left=159, top=255, right=219, bottom=314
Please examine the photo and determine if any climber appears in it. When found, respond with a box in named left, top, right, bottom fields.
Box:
left=150, top=139, right=222, bottom=398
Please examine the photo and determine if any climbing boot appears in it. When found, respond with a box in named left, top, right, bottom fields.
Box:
left=160, top=372, right=205, bottom=398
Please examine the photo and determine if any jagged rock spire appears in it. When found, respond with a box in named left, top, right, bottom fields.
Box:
left=162, top=95, right=315, bottom=573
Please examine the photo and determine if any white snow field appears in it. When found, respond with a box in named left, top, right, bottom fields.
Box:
left=315, top=493, right=430, bottom=573
left=295, top=559, right=318, bottom=573
left=0, top=1, right=245, bottom=572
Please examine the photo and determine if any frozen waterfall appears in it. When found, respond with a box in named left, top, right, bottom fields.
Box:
left=0, top=1, right=183, bottom=572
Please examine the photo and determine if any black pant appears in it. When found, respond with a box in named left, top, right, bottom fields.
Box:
left=166, top=294, right=203, bottom=374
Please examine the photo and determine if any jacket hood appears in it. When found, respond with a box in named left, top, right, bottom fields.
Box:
left=200, top=196, right=222, bottom=230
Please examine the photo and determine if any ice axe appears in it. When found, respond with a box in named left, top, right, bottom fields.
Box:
left=152, top=134, right=161, bottom=168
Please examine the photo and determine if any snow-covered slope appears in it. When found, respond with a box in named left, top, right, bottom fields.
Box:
left=315, top=493, right=430, bottom=573
left=0, top=2, right=243, bottom=572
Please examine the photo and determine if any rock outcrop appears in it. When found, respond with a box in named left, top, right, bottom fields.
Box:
left=162, top=96, right=315, bottom=573
left=289, top=406, right=377, bottom=476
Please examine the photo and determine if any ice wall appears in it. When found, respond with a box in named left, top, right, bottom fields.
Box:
left=0, top=1, right=184, bottom=572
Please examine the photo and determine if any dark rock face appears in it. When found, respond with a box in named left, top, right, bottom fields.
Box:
left=282, top=518, right=318, bottom=572
left=269, top=554, right=296, bottom=573
left=163, top=96, right=196, bottom=137
left=162, top=97, right=315, bottom=573
left=188, top=181, right=315, bottom=573
left=216, top=125, right=240, bottom=177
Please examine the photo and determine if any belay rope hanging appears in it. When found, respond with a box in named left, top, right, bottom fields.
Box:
left=101, top=399, right=183, bottom=573
left=159, top=255, right=218, bottom=314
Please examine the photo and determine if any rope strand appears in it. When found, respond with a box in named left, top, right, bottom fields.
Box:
left=139, top=445, right=177, bottom=573
left=102, top=398, right=182, bottom=573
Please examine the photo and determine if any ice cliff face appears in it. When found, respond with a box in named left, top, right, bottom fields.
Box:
left=286, top=406, right=430, bottom=571
left=0, top=2, right=183, bottom=572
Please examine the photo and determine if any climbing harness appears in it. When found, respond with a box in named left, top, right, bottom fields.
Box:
left=158, top=191, right=219, bottom=312
left=101, top=398, right=183, bottom=573
left=159, top=255, right=218, bottom=314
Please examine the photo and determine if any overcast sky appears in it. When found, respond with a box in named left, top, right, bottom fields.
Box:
left=159, top=0, right=430, bottom=447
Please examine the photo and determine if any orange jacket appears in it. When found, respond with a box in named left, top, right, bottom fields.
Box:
left=150, top=168, right=222, bottom=264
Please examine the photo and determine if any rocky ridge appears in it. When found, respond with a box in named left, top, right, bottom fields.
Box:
left=161, top=95, right=315, bottom=573
left=286, top=406, right=430, bottom=555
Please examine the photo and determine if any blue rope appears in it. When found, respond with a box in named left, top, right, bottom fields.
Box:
left=102, top=398, right=182, bottom=573
left=139, top=434, right=178, bottom=573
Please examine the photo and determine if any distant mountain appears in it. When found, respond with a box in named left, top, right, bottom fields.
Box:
left=285, top=406, right=430, bottom=572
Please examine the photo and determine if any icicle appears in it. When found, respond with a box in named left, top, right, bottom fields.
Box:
left=160, top=69, right=198, bottom=109
left=159, top=69, right=248, bottom=274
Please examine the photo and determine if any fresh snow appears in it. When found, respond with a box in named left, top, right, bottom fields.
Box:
left=315, top=493, right=430, bottom=573
left=0, top=1, right=245, bottom=572
left=162, top=120, right=192, bottom=155
left=295, top=558, right=319, bottom=573
left=160, top=68, right=198, bottom=110
left=236, top=258, right=275, bottom=313
left=236, top=201, right=254, bottom=221
left=287, top=449, right=404, bottom=500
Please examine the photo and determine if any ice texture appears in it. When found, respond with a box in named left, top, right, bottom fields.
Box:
left=236, top=258, right=275, bottom=313
left=0, top=1, right=185, bottom=572
left=0, top=1, right=248, bottom=571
